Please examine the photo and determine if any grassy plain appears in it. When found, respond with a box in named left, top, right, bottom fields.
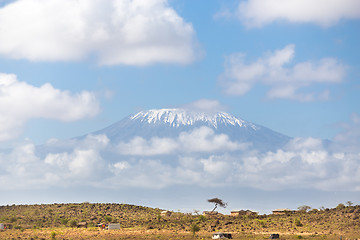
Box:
left=0, top=203, right=359, bottom=239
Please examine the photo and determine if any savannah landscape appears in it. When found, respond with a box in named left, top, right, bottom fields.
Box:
left=0, top=202, right=359, bottom=240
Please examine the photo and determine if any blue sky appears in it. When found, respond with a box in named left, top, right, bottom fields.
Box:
left=0, top=0, right=358, bottom=145
left=0, top=0, right=359, bottom=213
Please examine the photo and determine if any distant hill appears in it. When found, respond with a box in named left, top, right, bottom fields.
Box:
left=1, top=203, right=359, bottom=237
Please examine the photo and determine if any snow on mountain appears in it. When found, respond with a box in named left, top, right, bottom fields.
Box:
left=93, top=108, right=291, bottom=151
left=131, top=108, right=257, bottom=129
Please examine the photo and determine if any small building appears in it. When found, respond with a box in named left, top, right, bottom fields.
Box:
left=0, top=223, right=4, bottom=230
left=230, top=210, right=257, bottom=217
left=77, top=222, right=87, bottom=228
left=272, top=208, right=295, bottom=215
left=160, top=210, right=172, bottom=217
left=212, top=232, right=232, bottom=239
left=107, top=223, right=120, bottom=230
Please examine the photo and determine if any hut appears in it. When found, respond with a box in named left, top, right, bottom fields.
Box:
left=272, top=208, right=295, bottom=215
left=230, top=210, right=257, bottom=217
left=77, top=222, right=88, bottom=228
left=107, top=223, right=120, bottom=230
left=0, top=223, right=4, bottom=230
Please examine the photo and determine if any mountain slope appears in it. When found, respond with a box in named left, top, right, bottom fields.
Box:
left=93, top=108, right=291, bottom=151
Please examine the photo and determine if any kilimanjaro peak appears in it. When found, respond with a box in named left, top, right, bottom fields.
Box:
left=91, top=108, right=291, bottom=152
left=130, top=108, right=258, bottom=129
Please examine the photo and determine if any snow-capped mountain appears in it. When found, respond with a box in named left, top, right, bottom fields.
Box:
left=131, top=108, right=257, bottom=129
left=93, top=108, right=291, bottom=151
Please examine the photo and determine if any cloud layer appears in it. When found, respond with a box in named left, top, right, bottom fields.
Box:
left=219, top=44, right=346, bottom=101
left=237, top=0, right=360, bottom=27
left=0, top=0, right=198, bottom=65
left=117, top=127, right=248, bottom=155
left=1, top=125, right=359, bottom=191
left=0, top=73, right=99, bottom=141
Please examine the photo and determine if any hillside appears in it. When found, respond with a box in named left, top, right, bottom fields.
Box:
left=0, top=203, right=359, bottom=239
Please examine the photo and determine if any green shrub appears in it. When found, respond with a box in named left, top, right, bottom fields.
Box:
left=336, top=203, right=345, bottom=210
left=69, top=220, right=77, bottom=228
left=50, top=231, right=56, bottom=240
left=190, top=223, right=200, bottom=237
left=104, top=216, right=112, bottom=223
left=198, top=215, right=206, bottom=222
left=60, top=219, right=69, bottom=225
left=294, top=218, right=303, bottom=227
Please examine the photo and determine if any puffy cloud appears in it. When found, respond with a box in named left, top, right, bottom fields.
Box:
left=45, top=149, right=104, bottom=179
left=117, top=136, right=178, bottom=156
left=219, top=44, right=346, bottom=101
left=178, top=127, right=247, bottom=152
left=0, top=0, right=198, bottom=65
left=117, top=127, right=248, bottom=155
left=1, top=134, right=360, bottom=191
left=237, top=0, right=360, bottom=28
left=0, top=73, right=100, bottom=141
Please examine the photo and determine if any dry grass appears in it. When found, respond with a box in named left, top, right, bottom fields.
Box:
left=0, top=203, right=359, bottom=239
left=0, top=228, right=354, bottom=240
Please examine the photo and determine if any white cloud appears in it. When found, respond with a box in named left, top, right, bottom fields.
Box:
left=1, top=134, right=360, bottom=191
left=0, top=73, right=100, bottom=142
left=117, top=136, right=178, bottom=156
left=178, top=127, right=247, bottom=152
left=116, top=126, right=248, bottom=155
left=44, top=148, right=106, bottom=181
left=0, top=0, right=198, bottom=65
left=219, top=44, right=346, bottom=101
left=237, top=0, right=360, bottom=28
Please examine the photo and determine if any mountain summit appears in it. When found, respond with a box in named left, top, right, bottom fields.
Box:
left=93, top=108, right=291, bottom=151
left=131, top=108, right=257, bottom=129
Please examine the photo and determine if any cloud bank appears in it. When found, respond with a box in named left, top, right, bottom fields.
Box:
left=117, top=127, right=248, bottom=156
left=219, top=44, right=346, bottom=101
left=237, top=0, right=360, bottom=27
left=0, top=0, right=198, bottom=65
left=1, top=124, right=359, bottom=191
left=0, top=73, right=99, bottom=141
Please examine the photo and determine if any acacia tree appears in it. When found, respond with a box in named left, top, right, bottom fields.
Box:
left=298, top=205, right=311, bottom=212
left=208, top=198, right=227, bottom=213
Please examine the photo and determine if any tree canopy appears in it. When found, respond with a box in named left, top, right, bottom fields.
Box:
left=208, top=198, right=227, bottom=212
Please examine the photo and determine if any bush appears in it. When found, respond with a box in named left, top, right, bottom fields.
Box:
left=69, top=220, right=77, bottom=228
left=61, top=219, right=69, bottom=225
left=336, top=203, right=345, bottom=210
left=294, top=218, right=303, bottom=227
left=190, top=223, right=200, bottom=237
left=50, top=231, right=56, bottom=240
left=198, top=215, right=206, bottom=222
left=104, top=216, right=112, bottom=223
